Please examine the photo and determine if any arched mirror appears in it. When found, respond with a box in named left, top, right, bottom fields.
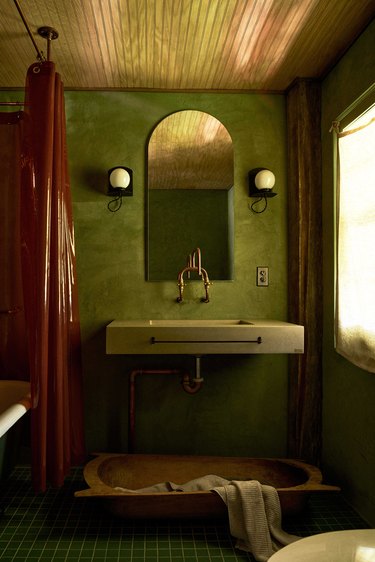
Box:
left=147, top=110, right=234, bottom=281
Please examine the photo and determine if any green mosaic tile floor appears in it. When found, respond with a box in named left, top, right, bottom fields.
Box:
left=0, top=466, right=369, bottom=561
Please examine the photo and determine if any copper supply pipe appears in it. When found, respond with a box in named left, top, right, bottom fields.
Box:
left=13, top=0, right=45, bottom=61
left=128, top=367, right=204, bottom=452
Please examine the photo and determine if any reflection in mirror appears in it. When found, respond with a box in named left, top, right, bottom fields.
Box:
left=147, top=110, right=234, bottom=281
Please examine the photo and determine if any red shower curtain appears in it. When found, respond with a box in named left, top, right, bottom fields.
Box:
left=21, top=61, right=85, bottom=492
left=0, top=112, right=29, bottom=381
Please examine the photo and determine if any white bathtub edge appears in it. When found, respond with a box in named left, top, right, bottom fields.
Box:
left=0, top=403, right=29, bottom=439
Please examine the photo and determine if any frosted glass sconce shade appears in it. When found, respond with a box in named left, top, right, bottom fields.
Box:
left=255, top=169, right=275, bottom=190
left=107, top=166, right=133, bottom=196
left=248, top=168, right=277, bottom=197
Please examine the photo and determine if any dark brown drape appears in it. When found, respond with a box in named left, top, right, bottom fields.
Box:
left=20, top=61, right=85, bottom=491
left=286, top=79, right=323, bottom=465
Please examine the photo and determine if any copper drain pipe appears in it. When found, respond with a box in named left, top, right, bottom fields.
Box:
left=181, top=356, right=204, bottom=395
left=128, top=365, right=204, bottom=453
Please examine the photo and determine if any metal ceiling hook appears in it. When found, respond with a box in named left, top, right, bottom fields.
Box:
left=38, top=26, right=59, bottom=61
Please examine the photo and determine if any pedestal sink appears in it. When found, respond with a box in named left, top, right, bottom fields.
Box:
left=106, top=319, right=304, bottom=355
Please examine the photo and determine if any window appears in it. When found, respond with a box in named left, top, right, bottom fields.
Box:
left=335, top=96, right=375, bottom=373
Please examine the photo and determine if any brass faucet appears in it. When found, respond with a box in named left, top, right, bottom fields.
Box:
left=177, top=248, right=212, bottom=303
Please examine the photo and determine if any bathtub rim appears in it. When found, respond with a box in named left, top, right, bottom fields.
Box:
left=0, top=380, right=31, bottom=439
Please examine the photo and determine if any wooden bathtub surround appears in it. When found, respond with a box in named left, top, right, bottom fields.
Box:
left=75, top=454, right=340, bottom=519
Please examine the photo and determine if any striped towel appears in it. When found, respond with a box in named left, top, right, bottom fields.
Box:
left=213, top=480, right=300, bottom=562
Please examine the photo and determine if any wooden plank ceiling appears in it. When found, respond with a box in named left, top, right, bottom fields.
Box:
left=0, top=0, right=374, bottom=91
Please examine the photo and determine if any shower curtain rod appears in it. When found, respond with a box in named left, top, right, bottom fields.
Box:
left=13, top=0, right=45, bottom=62
left=0, top=101, right=24, bottom=106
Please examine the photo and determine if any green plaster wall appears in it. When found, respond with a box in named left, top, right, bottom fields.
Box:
left=148, top=189, right=232, bottom=280
left=321, top=19, right=375, bottom=525
left=65, top=91, right=289, bottom=456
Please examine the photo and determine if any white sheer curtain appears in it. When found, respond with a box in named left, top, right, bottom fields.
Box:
left=335, top=106, right=375, bottom=373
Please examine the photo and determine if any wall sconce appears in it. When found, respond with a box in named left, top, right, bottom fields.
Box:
left=107, top=166, right=133, bottom=212
left=248, top=168, right=277, bottom=213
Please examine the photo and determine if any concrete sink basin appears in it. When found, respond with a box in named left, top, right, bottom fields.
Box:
left=106, top=319, right=304, bottom=355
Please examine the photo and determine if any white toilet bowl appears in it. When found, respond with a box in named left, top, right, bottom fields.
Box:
left=269, top=529, right=375, bottom=562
